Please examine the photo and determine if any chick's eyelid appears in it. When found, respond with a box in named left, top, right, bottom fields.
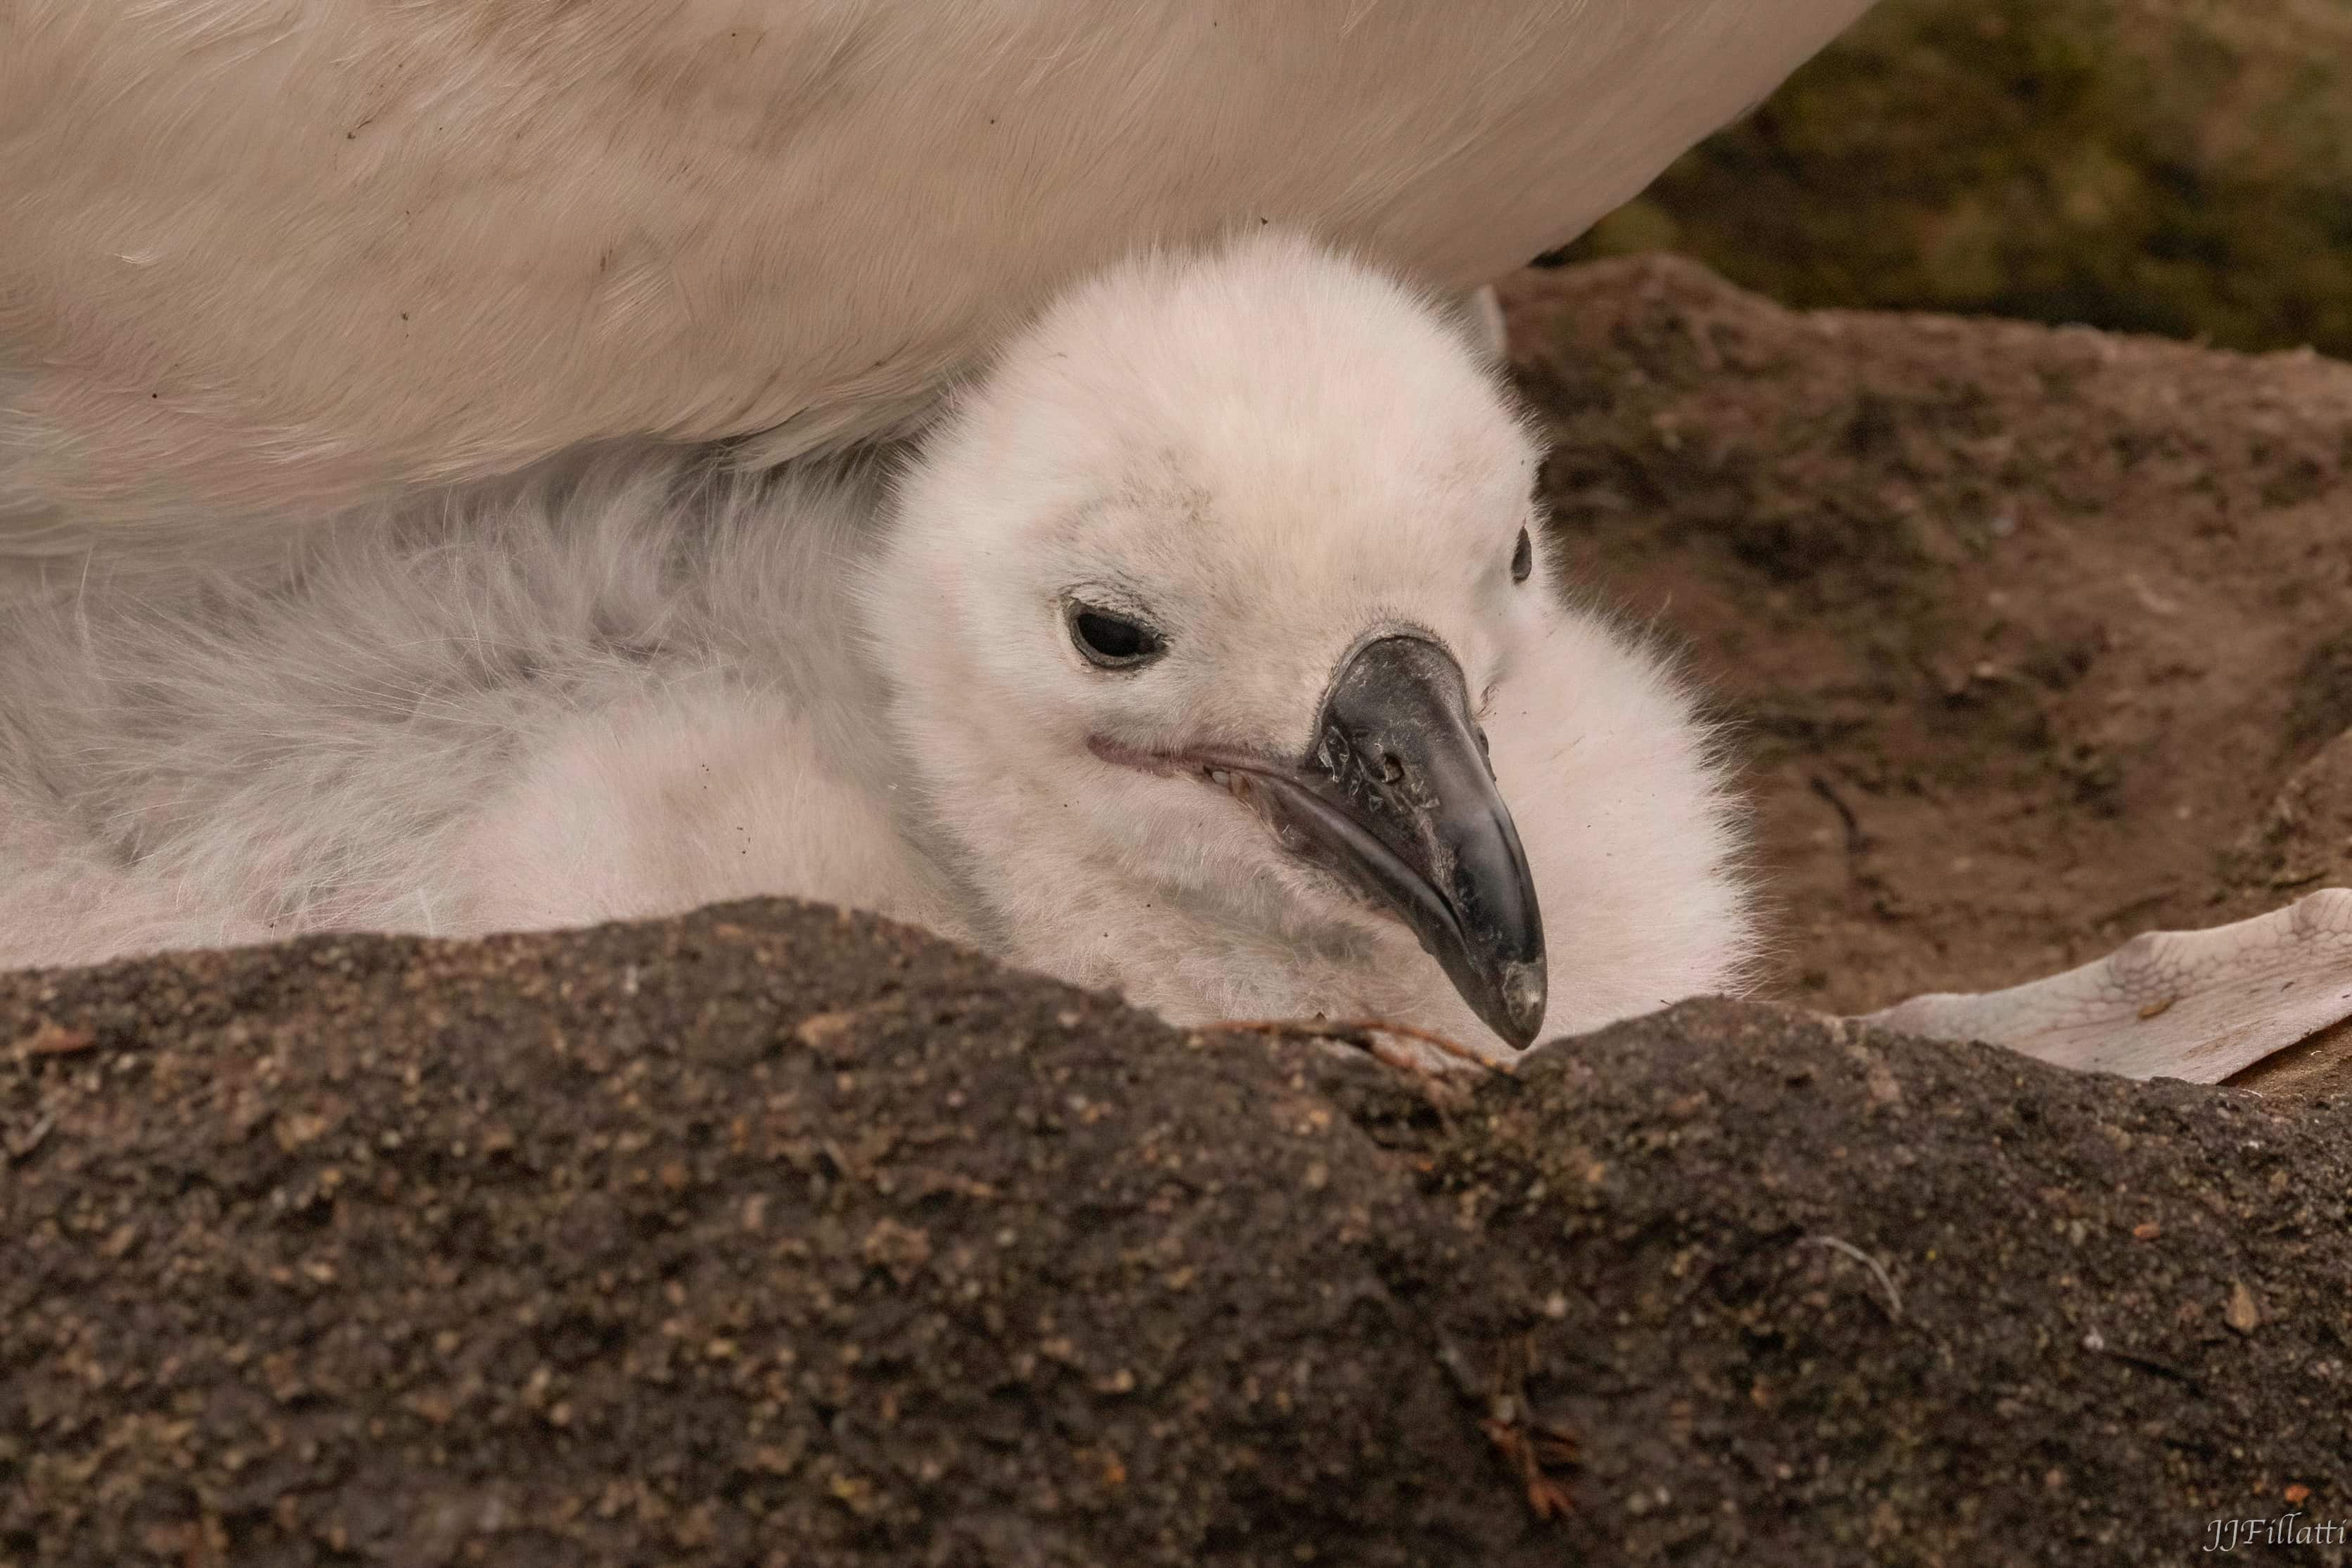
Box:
left=1059, top=579, right=1156, bottom=620
left=1063, top=593, right=1169, bottom=671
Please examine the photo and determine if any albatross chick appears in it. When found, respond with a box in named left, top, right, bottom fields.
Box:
left=0, top=231, right=1753, bottom=1057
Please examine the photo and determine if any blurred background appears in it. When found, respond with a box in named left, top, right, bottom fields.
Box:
left=1549, top=0, right=2352, bottom=359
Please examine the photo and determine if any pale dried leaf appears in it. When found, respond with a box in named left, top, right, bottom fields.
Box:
left=1858, top=889, right=2352, bottom=1082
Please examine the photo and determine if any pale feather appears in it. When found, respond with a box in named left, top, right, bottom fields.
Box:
left=1, top=0, right=1874, bottom=549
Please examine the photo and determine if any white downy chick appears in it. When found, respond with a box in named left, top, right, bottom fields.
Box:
left=0, top=231, right=1753, bottom=1056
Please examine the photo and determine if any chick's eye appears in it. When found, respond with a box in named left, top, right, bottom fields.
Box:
left=1069, top=604, right=1166, bottom=669
left=1510, top=526, right=1534, bottom=584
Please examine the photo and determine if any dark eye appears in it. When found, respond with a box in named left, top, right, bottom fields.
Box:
left=1068, top=603, right=1166, bottom=669
left=1510, top=527, right=1534, bottom=584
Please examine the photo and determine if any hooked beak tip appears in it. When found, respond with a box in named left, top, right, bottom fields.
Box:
left=1497, top=961, right=1547, bottom=1051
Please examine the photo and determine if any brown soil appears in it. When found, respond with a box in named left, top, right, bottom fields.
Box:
left=6, top=901, right=2348, bottom=1567
left=1502, top=257, right=2352, bottom=1067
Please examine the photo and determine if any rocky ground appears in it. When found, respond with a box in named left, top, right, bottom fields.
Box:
left=6, top=262, right=2352, bottom=1565
left=5, top=901, right=2348, bottom=1567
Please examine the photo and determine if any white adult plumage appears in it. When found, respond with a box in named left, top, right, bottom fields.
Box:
left=0, top=231, right=1752, bottom=1055
left=0, top=0, right=1875, bottom=553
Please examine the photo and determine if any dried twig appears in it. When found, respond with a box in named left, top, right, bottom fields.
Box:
left=10, top=1020, right=96, bottom=1061
left=1477, top=1333, right=1580, bottom=1519
left=1799, top=1233, right=1903, bottom=1322
left=6, top=1112, right=56, bottom=1164
left=1214, top=1015, right=1512, bottom=1077
left=1482, top=1414, right=1579, bottom=1519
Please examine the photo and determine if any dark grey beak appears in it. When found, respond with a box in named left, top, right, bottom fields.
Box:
left=1249, top=635, right=1548, bottom=1048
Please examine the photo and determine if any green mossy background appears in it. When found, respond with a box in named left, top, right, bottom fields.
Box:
left=1556, top=0, right=2352, bottom=357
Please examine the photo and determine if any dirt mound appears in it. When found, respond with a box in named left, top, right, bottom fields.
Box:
left=0, top=905, right=1521, bottom=1567
left=1503, top=256, right=2352, bottom=1092
left=6, top=901, right=2348, bottom=1567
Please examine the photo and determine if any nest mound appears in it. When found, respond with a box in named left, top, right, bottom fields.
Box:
left=6, top=899, right=2347, bottom=1566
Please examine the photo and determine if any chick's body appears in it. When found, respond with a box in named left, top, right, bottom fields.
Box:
left=0, top=233, right=1752, bottom=1053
